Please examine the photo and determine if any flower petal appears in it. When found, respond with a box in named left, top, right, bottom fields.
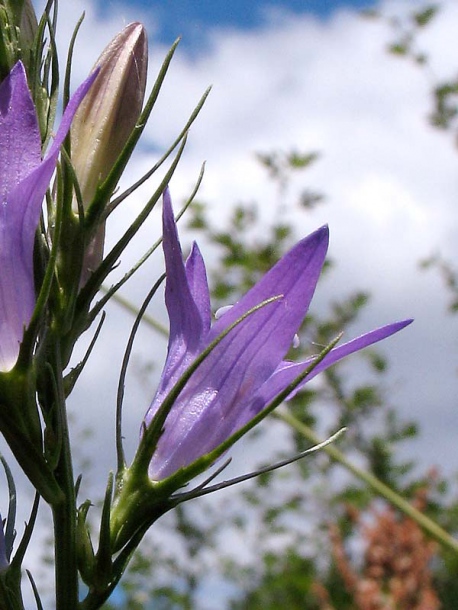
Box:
left=145, top=192, right=412, bottom=482
left=191, top=226, right=329, bottom=407
left=145, top=191, right=212, bottom=431
left=0, top=67, right=97, bottom=372
left=161, top=189, right=211, bottom=372
left=0, top=62, right=41, bottom=201
left=233, top=319, right=414, bottom=430
left=185, top=242, right=211, bottom=333
left=147, top=225, right=329, bottom=479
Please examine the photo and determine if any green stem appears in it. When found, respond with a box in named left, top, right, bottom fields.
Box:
left=277, top=409, right=458, bottom=555
left=52, top=415, right=78, bottom=610
left=50, top=345, right=78, bottom=610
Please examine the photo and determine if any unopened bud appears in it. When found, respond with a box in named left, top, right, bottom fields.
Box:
left=71, top=22, right=148, bottom=282
left=71, top=22, right=147, bottom=202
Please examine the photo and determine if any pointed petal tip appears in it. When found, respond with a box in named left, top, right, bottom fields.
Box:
left=162, top=187, right=173, bottom=221
left=163, top=186, right=171, bottom=203
left=125, top=21, right=146, bottom=35
left=10, top=60, right=25, bottom=76
left=390, top=318, right=414, bottom=332
left=306, top=224, right=329, bottom=250
left=314, top=224, right=329, bottom=237
left=2, top=61, right=27, bottom=91
left=111, top=21, right=146, bottom=45
left=401, top=318, right=414, bottom=327
left=318, top=224, right=329, bottom=244
left=357, top=318, right=413, bottom=347
left=295, top=225, right=329, bottom=263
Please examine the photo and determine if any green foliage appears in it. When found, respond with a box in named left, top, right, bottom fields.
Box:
left=414, top=5, right=440, bottom=27
left=370, top=3, right=440, bottom=66
left=431, top=81, right=458, bottom=129
left=229, top=552, right=322, bottom=610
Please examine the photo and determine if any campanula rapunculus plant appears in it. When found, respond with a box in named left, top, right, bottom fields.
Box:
left=0, top=6, right=439, bottom=608
left=0, top=61, right=95, bottom=372
left=143, top=191, right=412, bottom=480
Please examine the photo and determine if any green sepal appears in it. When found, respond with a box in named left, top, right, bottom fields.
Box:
left=92, top=473, right=114, bottom=590
left=26, top=569, right=44, bottom=610
left=76, top=501, right=96, bottom=586
left=0, top=454, right=16, bottom=561
left=0, top=368, right=63, bottom=504
left=109, top=329, right=342, bottom=553
left=61, top=137, right=186, bottom=371
left=0, top=566, right=25, bottom=610
left=0, top=0, right=38, bottom=81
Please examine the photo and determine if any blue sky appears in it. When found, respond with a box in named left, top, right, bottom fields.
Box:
left=98, top=0, right=377, bottom=47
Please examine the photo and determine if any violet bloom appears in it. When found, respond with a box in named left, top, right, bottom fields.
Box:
left=0, top=62, right=95, bottom=372
left=144, top=191, right=411, bottom=481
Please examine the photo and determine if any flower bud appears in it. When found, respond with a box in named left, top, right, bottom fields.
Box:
left=70, top=22, right=148, bottom=283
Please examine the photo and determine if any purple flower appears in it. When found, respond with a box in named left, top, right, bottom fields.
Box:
left=144, top=190, right=412, bottom=480
left=0, top=61, right=95, bottom=372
